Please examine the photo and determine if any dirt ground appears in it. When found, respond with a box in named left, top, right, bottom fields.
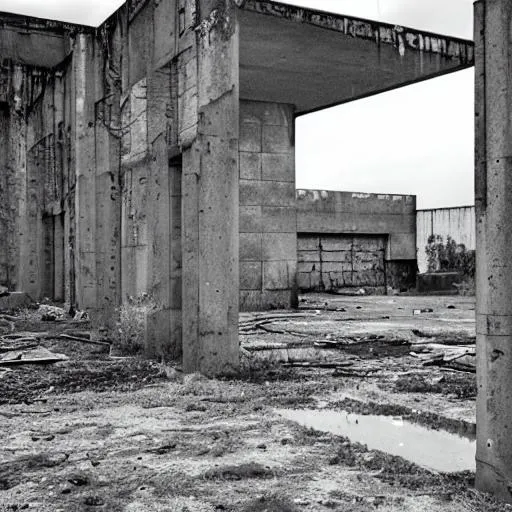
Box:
left=0, top=294, right=509, bottom=512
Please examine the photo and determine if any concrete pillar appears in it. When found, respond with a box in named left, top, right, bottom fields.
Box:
left=181, top=1, right=240, bottom=375
left=239, top=100, right=297, bottom=311
left=11, top=74, right=27, bottom=294
left=94, top=58, right=122, bottom=327
left=475, top=0, right=512, bottom=502
left=145, top=64, right=183, bottom=361
left=73, top=33, right=97, bottom=309
left=0, top=104, right=9, bottom=287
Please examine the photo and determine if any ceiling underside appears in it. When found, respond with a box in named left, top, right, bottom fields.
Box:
left=238, top=4, right=474, bottom=115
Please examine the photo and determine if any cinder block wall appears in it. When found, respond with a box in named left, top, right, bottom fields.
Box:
left=239, top=100, right=298, bottom=311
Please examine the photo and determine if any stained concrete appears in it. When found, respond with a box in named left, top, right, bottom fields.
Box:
left=474, top=0, right=512, bottom=502
left=296, top=190, right=417, bottom=292
left=239, top=0, right=474, bottom=114
left=239, top=100, right=297, bottom=311
left=0, top=0, right=474, bottom=376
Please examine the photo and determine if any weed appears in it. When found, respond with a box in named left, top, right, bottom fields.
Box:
left=109, top=293, right=156, bottom=355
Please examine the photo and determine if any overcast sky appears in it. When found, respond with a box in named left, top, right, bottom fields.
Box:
left=0, top=0, right=475, bottom=209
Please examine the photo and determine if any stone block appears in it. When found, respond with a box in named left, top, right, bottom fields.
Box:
left=322, top=272, right=345, bottom=289
left=321, top=250, right=352, bottom=263
left=297, top=236, right=320, bottom=251
left=239, top=151, right=261, bottom=180
left=261, top=290, right=293, bottom=309
left=239, top=180, right=295, bottom=207
left=262, top=125, right=292, bottom=153
left=343, top=271, right=354, bottom=286
left=261, top=153, right=294, bottom=182
left=261, top=206, right=296, bottom=233
left=260, top=181, right=295, bottom=207
left=352, top=259, right=378, bottom=272
left=352, top=236, right=385, bottom=251
left=239, top=122, right=261, bottom=152
left=240, top=261, right=262, bottom=290
left=239, top=205, right=262, bottom=233
left=240, top=233, right=262, bottom=261
left=321, top=237, right=353, bottom=251
left=298, top=250, right=320, bottom=263
left=263, top=260, right=289, bottom=290
left=297, top=261, right=319, bottom=273
left=322, top=261, right=346, bottom=273
left=240, top=290, right=262, bottom=311
left=262, top=232, right=296, bottom=261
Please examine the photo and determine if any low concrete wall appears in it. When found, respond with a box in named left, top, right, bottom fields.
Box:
left=297, top=234, right=386, bottom=293
left=296, top=190, right=417, bottom=292
left=417, top=206, right=475, bottom=273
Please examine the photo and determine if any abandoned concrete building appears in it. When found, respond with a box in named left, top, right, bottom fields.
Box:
left=0, top=0, right=473, bottom=373
left=5, top=0, right=512, bottom=503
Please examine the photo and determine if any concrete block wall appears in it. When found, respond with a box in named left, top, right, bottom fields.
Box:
left=297, top=234, right=386, bottom=293
left=296, top=190, right=417, bottom=291
left=239, top=100, right=298, bottom=311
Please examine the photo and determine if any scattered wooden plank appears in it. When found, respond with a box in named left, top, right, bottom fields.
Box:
left=58, top=334, right=110, bottom=347
left=0, top=356, right=67, bottom=366
left=282, top=361, right=354, bottom=369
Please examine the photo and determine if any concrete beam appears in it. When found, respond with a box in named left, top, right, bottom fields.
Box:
left=475, top=0, right=512, bottom=502
left=238, top=0, right=474, bottom=115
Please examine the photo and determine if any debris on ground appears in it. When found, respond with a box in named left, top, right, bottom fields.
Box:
left=0, top=347, right=69, bottom=366
left=38, top=304, right=66, bottom=322
left=0, top=295, right=503, bottom=512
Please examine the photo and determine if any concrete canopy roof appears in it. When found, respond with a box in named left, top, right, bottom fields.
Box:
left=238, top=0, right=474, bottom=116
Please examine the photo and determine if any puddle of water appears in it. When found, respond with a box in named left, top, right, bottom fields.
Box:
left=277, top=408, right=475, bottom=473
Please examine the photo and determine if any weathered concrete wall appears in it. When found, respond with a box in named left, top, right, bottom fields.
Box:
left=0, top=0, right=474, bottom=377
left=417, top=206, right=475, bottom=273
left=296, top=190, right=417, bottom=292
left=239, top=100, right=297, bottom=311
left=297, top=234, right=386, bottom=293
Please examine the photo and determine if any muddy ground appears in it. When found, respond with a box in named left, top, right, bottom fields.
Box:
left=0, top=294, right=509, bottom=512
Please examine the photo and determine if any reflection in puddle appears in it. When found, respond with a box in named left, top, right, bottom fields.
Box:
left=277, top=408, right=475, bottom=473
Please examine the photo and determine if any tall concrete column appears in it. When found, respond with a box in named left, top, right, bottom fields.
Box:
left=181, top=1, right=240, bottom=375
left=475, top=0, right=512, bottom=501
left=73, top=33, right=97, bottom=309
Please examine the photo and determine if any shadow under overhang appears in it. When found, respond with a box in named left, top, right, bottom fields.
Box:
left=238, top=0, right=474, bottom=116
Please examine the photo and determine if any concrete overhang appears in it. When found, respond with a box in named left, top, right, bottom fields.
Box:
left=238, top=0, right=474, bottom=116
left=0, top=12, right=93, bottom=69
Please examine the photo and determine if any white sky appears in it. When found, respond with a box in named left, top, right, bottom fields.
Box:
left=0, top=0, right=475, bottom=209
